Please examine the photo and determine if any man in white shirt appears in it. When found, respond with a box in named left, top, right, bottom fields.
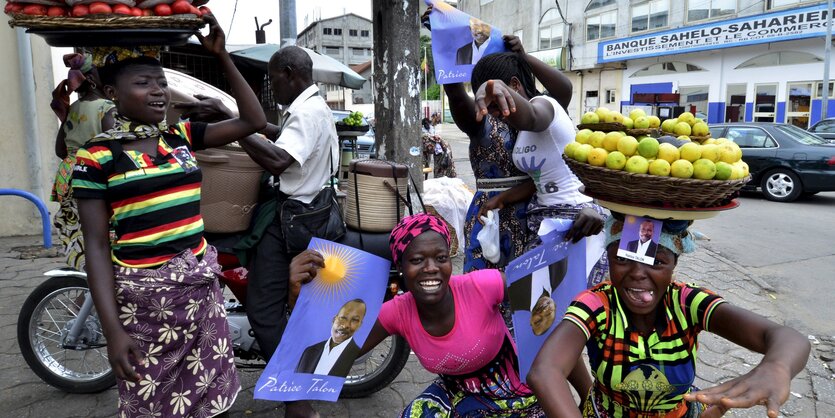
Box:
left=626, top=219, right=659, bottom=259
left=456, top=17, right=493, bottom=65
left=296, top=299, right=366, bottom=377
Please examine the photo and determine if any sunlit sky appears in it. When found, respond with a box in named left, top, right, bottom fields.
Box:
left=210, top=1, right=373, bottom=46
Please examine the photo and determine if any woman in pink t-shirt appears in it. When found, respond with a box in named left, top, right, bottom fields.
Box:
left=290, top=213, right=590, bottom=417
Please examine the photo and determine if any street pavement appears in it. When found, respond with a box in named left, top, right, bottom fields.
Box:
left=1, top=122, right=833, bottom=417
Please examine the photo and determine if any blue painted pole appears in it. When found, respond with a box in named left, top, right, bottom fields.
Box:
left=0, top=188, right=52, bottom=248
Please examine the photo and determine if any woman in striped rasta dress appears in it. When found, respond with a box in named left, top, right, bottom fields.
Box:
left=72, top=15, right=266, bottom=418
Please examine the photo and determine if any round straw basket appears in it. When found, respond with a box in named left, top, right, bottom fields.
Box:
left=577, top=122, right=627, bottom=132
left=564, top=156, right=750, bottom=208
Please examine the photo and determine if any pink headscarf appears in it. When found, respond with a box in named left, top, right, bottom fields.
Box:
left=389, top=213, right=451, bottom=267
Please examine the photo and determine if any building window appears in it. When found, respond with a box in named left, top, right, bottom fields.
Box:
left=768, top=0, right=808, bottom=9
left=326, top=46, right=341, bottom=55
left=352, top=47, right=364, bottom=56
left=585, top=0, right=616, bottom=11
left=349, top=29, right=358, bottom=36
left=539, top=9, right=564, bottom=49
left=630, top=61, right=706, bottom=77
left=606, top=89, right=617, bottom=104
left=586, top=10, right=616, bottom=41
left=687, top=0, right=735, bottom=22
left=323, top=27, right=332, bottom=35
left=736, top=51, right=822, bottom=69
left=631, top=0, right=668, bottom=32
left=816, top=82, right=834, bottom=98
left=361, top=30, right=370, bottom=37
left=334, top=28, right=342, bottom=35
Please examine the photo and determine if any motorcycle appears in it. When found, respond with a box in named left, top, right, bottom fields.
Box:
left=17, top=227, right=410, bottom=398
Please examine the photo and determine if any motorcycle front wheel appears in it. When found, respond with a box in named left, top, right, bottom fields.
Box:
left=17, top=276, right=115, bottom=393
left=341, top=334, right=410, bottom=398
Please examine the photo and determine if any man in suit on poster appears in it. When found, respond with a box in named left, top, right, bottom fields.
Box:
left=626, top=219, right=659, bottom=259
left=456, top=17, right=496, bottom=65
left=295, top=299, right=366, bottom=377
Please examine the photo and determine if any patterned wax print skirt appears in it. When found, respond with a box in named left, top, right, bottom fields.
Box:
left=113, top=246, right=240, bottom=418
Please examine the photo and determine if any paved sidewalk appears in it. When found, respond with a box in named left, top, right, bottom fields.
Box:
left=1, top=122, right=832, bottom=416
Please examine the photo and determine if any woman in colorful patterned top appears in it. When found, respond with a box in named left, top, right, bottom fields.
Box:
left=527, top=215, right=810, bottom=418
left=289, top=213, right=591, bottom=417
left=72, top=16, right=266, bottom=418
left=50, top=53, right=115, bottom=271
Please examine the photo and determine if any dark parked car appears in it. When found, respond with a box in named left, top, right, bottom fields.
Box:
left=808, top=118, right=835, bottom=144
left=708, top=123, right=835, bottom=202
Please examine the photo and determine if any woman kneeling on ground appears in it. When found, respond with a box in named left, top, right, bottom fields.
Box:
left=289, top=213, right=591, bottom=417
left=73, top=15, right=266, bottom=418
left=527, top=214, right=810, bottom=418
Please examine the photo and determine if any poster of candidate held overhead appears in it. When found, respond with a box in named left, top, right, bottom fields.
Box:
left=254, top=238, right=390, bottom=402
left=425, top=0, right=506, bottom=84
left=505, top=219, right=588, bottom=381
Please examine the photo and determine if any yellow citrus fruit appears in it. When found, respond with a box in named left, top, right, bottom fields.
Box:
left=714, top=161, right=733, bottom=180
left=617, top=135, right=639, bottom=156
left=605, top=151, right=627, bottom=170
left=692, top=159, right=717, bottom=180
left=648, top=159, right=671, bottom=176
left=624, top=155, right=650, bottom=174
left=679, top=142, right=702, bottom=162
left=671, top=159, right=694, bottom=178
left=657, top=143, right=680, bottom=164
left=589, top=131, right=607, bottom=148
left=602, top=131, right=623, bottom=152
left=588, top=148, right=608, bottom=166
left=573, top=143, right=594, bottom=163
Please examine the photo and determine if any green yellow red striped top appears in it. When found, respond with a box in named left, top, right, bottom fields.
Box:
left=72, top=122, right=208, bottom=268
left=564, top=282, right=725, bottom=417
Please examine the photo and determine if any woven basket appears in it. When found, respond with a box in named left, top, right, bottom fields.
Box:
left=564, top=156, right=750, bottom=208
left=577, top=122, right=627, bottom=132
left=626, top=128, right=660, bottom=137
left=425, top=205, right=459, bottom=257
left=7, top=14, right=205, bottom=29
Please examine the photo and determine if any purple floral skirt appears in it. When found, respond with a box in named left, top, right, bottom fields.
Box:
left=113, top=246, right=240, bottom=418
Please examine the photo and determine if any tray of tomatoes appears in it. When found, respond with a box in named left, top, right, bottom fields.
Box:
left=5, top=0, right=210, bottom=46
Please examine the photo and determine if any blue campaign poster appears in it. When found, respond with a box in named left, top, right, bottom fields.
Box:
left=254, top=238, right=390, bottom=402
left=505, top=223, right=587, bottom=382
left=426, top=0, right=507, bottom=84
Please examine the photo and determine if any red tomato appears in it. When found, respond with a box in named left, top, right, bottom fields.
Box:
left=171, top=0, right=191, bottom=15
left=112, top=4, right=132, bottom=15
left=130, top=6, right=143, bottom=16
left=88, top=2, right=112, bottom=14
left=198, top=6, right=211, bottom=15
left=142, top=8, right=153, bottom=16
left=188, top=4, right=201, bottom=16
left=22, top=4, right=47, bottom=15
left=47, top=6, right=67, bottom=16
left=153, top=4, right=172, bottom=16
left=71, top=4, right=89, bottom=16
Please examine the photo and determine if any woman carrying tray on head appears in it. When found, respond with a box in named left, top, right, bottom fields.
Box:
left=471, top=53, right=608, bottom=288
left=72, top=15, right=267, bottom=418
left=423, top=4, right=576, bottom=272
left=50, top=52, right=115, bottom=272
left=527, top=214, right=810, bottom=418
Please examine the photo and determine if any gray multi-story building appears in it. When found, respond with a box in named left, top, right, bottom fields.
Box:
left=457, top=0, right=834, bottom=128
left=297, top=13, right=374, bottom=108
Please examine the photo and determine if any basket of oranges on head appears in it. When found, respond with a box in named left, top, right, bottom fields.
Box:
left=565, top=108, right=750, bottom=211
left=5, top=0, right=210, bottom=46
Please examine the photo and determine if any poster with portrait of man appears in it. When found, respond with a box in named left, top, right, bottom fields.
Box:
left=504, top=222, right=587, bottom=382
left=617, top=216, right=663, bottom=265
left=425, top=0, right=507, bottom=84
left=254, top=238, right=390, bottom=402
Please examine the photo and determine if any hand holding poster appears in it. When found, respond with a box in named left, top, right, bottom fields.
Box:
left=425, top=0, right=507, bottom=84
left=505, top=221, right=587, bottom=381
left=254, top=238, right=390, bottom=402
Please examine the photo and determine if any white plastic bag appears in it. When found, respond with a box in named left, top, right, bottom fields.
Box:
left=476, top=209, right=500, bottom=263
